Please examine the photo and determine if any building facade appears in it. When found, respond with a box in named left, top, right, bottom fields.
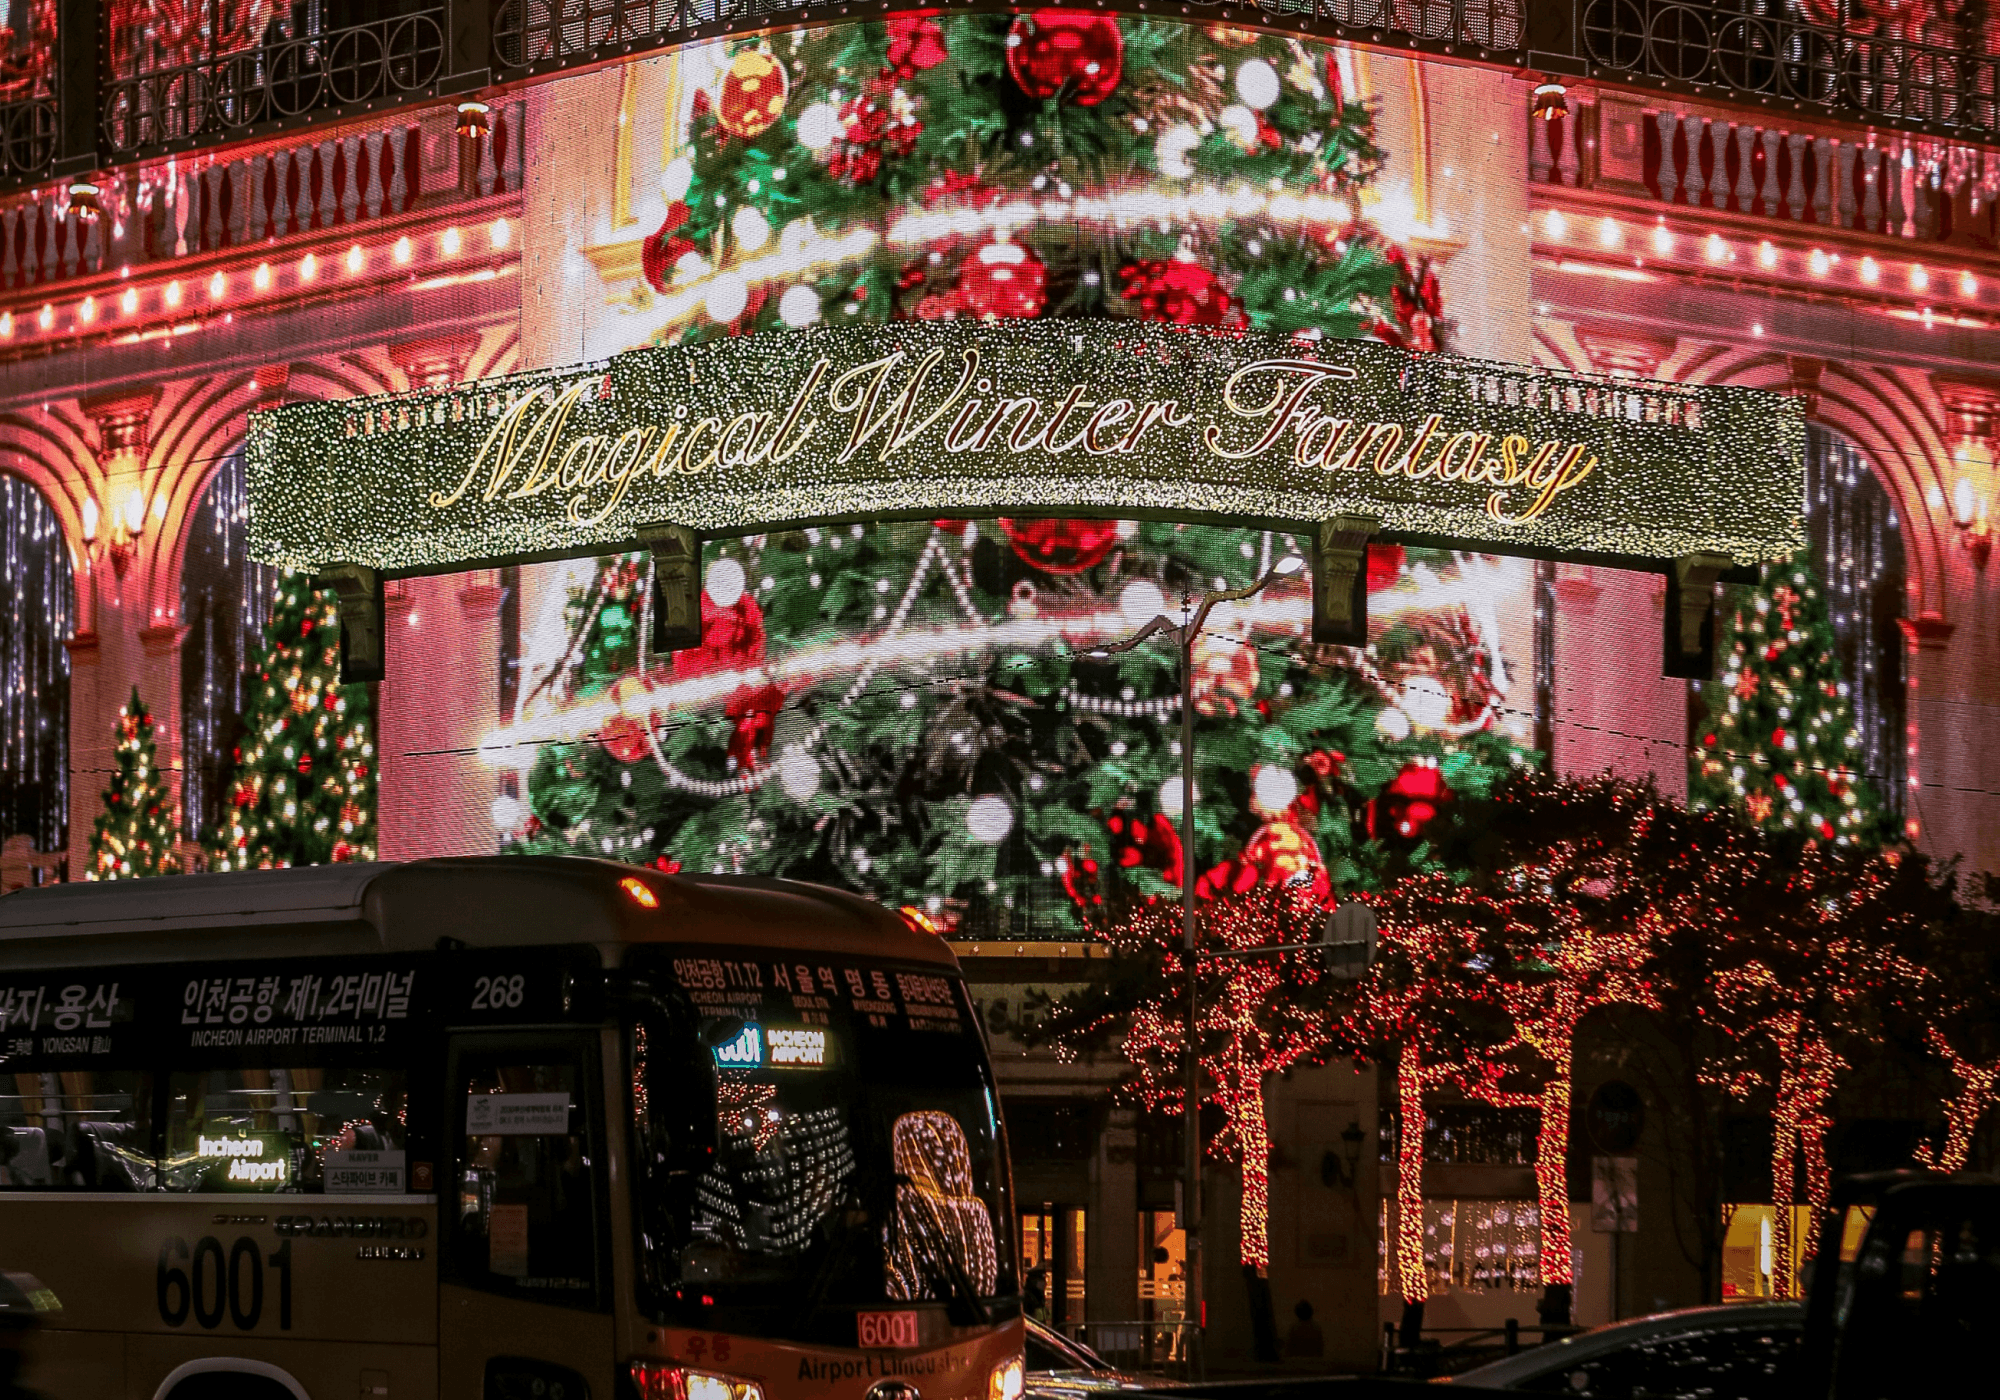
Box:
left=2, top=1, right=1997, bottom=1372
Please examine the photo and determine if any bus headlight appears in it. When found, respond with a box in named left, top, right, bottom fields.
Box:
left=630, top=1362, right=766, bottom=1400
left=989, top=1356, right=1024, bottom=1400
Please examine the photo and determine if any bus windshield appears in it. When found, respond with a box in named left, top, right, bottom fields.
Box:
left=627, top=947, right=1017, bottom=1345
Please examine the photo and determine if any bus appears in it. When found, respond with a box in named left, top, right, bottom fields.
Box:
left=0, top=856, right=1024, bottom=1400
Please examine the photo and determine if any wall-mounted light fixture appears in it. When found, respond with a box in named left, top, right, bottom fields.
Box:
left=81, top=387, right=162, bottom=580
left=1933, top=375, right=2000, bottom=567
left=67, top=178, right=104, bottom=223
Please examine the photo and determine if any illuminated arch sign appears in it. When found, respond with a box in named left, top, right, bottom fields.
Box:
left=245, top=320, right=1803, bottom=675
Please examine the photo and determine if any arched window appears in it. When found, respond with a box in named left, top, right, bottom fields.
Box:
left=0, top=475, right=73, bottom=853
left=1805, top=424, right=1906, bottom=814
left=179, top=453, right=279, bottom=843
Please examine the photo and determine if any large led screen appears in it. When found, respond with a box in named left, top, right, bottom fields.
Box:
left=490, top=528, right=1535, bottom=934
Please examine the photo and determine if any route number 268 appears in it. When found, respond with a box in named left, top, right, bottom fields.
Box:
left=157, top=1237, right=292, bottom=1331
left=471, top=974, right=525, bottom=1010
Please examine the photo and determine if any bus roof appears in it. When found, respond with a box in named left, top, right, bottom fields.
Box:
left=0, top=856, right=957, bottom=971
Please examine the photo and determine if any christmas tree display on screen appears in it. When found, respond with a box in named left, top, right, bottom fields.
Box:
left=207, top=573, right=378, bottom=870
left=87, top=688, right=179, bottom=880
left=499, top=14, right=1526, bottom=925
left=1690, top=551, right=1887, bottom=846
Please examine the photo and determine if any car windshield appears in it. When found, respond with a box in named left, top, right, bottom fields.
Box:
left=627, top=947, right=1017, bottom=1344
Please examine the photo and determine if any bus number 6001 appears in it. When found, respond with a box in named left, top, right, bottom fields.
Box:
left=157, top=1237, right=292, bottom=1331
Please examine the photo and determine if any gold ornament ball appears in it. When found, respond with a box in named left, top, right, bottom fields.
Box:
left=717, top=50, right=790, bottom=139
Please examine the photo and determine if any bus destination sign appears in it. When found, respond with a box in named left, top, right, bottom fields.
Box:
left=0, top=974, right=131, bottom=1066
left=0, top=956, right=426, bottom=1072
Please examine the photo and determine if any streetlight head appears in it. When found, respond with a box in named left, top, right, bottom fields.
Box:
left=1084, top=648, right=1111, bottom=660
left=1272, top=554, right=1306, bottom=577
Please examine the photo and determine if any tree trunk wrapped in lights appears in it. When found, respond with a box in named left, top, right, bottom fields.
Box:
left=1353, top=881, right=1517, bottom=1322
left=1702, top=841, right=1927, bottom=1297
left=1910, top=890, right=2000, bottom=1174
left=1036, top=886, right=1338, bottom=1272
left=1917, top=1029, right=2000, bottom=1174
left=1468, top=916, right=1661, bottom=1314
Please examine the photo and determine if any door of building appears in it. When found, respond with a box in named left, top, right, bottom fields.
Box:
left=1020, top=1204, right=1087, bottom=1331
left=1138, top=1210, right=1188, bottom=1367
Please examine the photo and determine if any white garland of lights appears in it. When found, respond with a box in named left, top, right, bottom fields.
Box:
left=492, top=541, right=1526, bottom=824
left=632, top=530, right=972, bottom=797
left=593, top=180, right=1443, bottom=348
left=489, top=558, right=1314, bottom=770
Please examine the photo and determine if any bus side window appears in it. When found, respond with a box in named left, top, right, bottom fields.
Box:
left=453, top=1050, right=603, bottom=1309
left=1, top=1071, right=155, bottom=1190
left=162, top=1067, right=410, bottom=1193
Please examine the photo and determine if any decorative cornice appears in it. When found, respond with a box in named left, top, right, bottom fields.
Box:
left=0, top=192, right=521, bottom=364
left=1575, top=323, right=1678, bottom=379
left=79, top=385, right=162, bottom=458
left=1529, top=182, right=2000, bottom=330
left=1897, top=611, right=1956, bottom=648
left=137, top=622, right=191, bottom=654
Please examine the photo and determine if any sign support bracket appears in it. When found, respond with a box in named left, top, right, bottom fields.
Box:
left=1664, top=550, right=1733, bottom=679
left=1312, top=514, right=1381, bottom=646
left=318, top=564, right=386, bottom=685
left=638, top=521, right=704, bottom=653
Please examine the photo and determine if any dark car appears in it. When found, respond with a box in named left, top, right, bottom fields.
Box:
left=1446, top=1302, right=1803, bottom=1397
left=1025, top=1318, right=1150, bottom=1400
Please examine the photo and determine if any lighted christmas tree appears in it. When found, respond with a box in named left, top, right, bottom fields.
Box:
left=1690, top=550, right=1887, bottom=846
left=87, top=688, right=180, bottom=880
left=208, top=572, right=377, bottom=870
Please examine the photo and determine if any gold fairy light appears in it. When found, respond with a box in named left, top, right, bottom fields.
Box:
left=245, top=320, right=1805, bottom=576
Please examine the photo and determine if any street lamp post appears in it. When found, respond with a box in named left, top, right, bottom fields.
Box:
left=1088, top=553, right=1304, bottom=1374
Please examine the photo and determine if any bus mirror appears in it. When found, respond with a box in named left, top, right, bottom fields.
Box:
left=702, top=1016, right=749, bottom=1050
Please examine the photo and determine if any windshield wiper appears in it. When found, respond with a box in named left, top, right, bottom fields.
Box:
left=803, top=1203, right=875, bottom=1320
left=893, top=1172, right=993, bottom=1326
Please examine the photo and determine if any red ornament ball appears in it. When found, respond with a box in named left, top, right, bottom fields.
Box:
left=955, top=238, right=1048, bottom=320
left=998, top=518, right=1122, bottom=574
left=1119, top=257, right=1239, bottom=326
left=1366, top=760, right=1452, bottom=842
left=1006, top=10, right=1125, bottom=106
left=715, top=49, right=790, bottom=139
left=1366, top=543, right=1405, bottom=592
left=600, top=677, right=653, bottom=764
